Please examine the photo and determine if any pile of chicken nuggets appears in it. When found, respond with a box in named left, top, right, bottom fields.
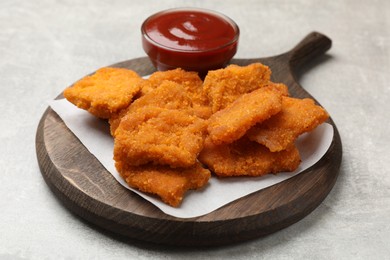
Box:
left=64, top=63, right=329, bottom=207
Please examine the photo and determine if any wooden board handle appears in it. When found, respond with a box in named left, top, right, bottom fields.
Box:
left=287, top=32, right=332, bottom=71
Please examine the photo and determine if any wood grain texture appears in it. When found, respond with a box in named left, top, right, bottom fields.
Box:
left=35, top=32, right=342, bottom=246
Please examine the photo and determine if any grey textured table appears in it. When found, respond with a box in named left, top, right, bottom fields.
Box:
left=1, top=0, right=389, bottom=259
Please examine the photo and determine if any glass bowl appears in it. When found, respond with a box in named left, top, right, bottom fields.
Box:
left=141, top=8, right=239, bottom=76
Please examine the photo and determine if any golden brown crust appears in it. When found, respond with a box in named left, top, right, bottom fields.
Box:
left=63, top=67, right=142, bottom=119
left=144, top=68, right=212, bottom=119
left=117, top=161, right=211, bottom=207
left=207, top=86, right=283, bottom=145
left=109, top=80, right=194, bottom=136
left=114, top=107, right=207, bottom=168
left=262, top=81, right=290, bottom=96
left=203, top=63, right=271, bottom=113
left=129, top=80, right=194, bottom=112
left=247, top=97, right=329, bottom=152
left=199, top=137, right=301, bottom=177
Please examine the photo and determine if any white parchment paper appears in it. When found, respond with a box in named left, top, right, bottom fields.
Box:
left=49, top=99, right=334, bottom=218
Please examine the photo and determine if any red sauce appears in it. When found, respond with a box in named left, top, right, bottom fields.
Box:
left=141, top=8, right=239, bottom=75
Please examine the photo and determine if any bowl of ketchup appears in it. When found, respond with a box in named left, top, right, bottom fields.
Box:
left=141, top=8, right=239, bottom=76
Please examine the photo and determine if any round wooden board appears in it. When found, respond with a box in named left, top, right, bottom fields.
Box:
left=36, top=32, right=342, bottom=246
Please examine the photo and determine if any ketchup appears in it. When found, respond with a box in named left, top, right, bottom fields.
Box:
left=141, top=8, right=239, bottom=75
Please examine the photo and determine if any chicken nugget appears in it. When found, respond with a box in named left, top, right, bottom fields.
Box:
left=144, top=68, right=202, bottom=94
left=247, top=97, right=329, bottom=152
left=263, top=82, right=290, bottom=96
left=143, top=68, right=212, bottom=118
left=203, top=63, right=271, bottom=113
left=116, top=161, right=211, bottom=207
left=129, top=80, right=194, bottom=112
left=207, top=86, right=283, bottom=145
left=63, top=67, right=142, bottom=119
left=198, top=137, right=301, bottom=177
left=114, top=107, right=207, bottom=168
left=109, top=80, right=194, bottom=136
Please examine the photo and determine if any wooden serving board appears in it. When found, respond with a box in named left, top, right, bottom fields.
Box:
left=36, top=32, right=342, bottom=246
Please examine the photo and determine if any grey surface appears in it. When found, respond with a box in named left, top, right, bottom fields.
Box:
left=1, top=0, right=389, bottom=259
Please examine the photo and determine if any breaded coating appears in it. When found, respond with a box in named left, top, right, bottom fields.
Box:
left=136, top=79, right=154, bottom=97
left=128, top=80, right=194, bottom=112
left=63, top=67, right=142, bottom=119
left=207, top=86, right=283, bottom=145
left=263, top=82, right=290, bottom=96
left=109, top=80, right=194, bottom=136
left=142, top=68, right=212, bottom=119
left=117, top=161, right=211, bottom=207
left=108, top=105, right=131, bottom=137
left=144, top=68, right=202, bottom=95
left=203, top=63, right=271, bottom=113
left=199, top=137, right=301, bottom=177
left=247, top=97, right=329, bottom=152
left=114, top=107, right=207, bottom=168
